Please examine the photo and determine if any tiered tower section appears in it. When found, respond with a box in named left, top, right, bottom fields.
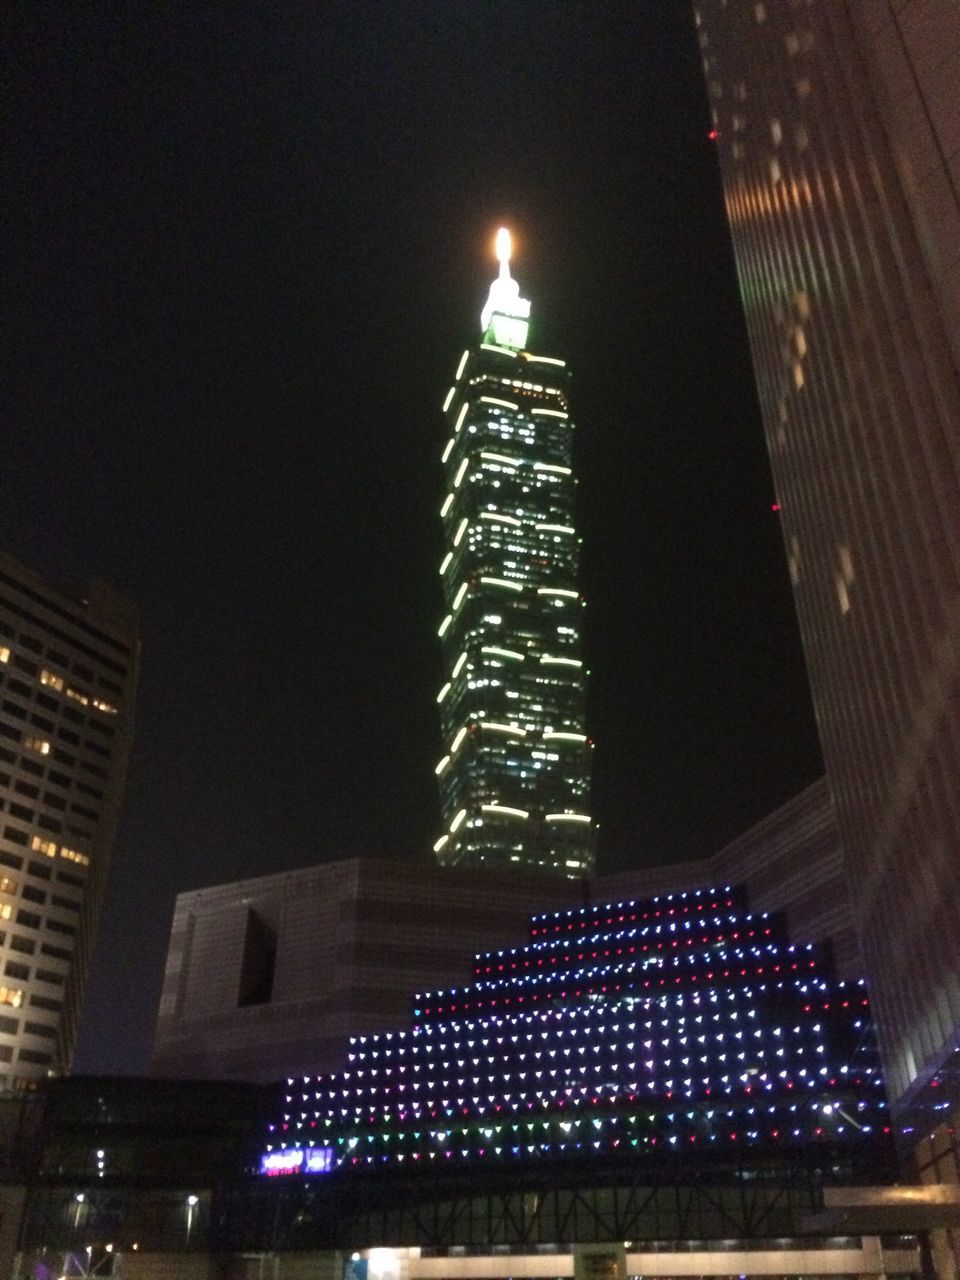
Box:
left=269, top=886, right=887, bottom=1171
left=433, top=231, right=594, bottom=877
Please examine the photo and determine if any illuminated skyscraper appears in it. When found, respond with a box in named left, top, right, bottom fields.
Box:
left=693, top=0, right=960, bottom=1202
left=0, top=550, right=138, bottom=1087
left=433, top=232, right=594, bottom=878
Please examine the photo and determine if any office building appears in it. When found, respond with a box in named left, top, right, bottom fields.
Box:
left=434, top=231, right=594, bottom=878
left=692, top=0, right=960, bottom=1210
left=0, top=551, right=138, bottom=1086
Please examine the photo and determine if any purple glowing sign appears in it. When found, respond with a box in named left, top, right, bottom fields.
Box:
left=260, top=1146, right=336, bottom=1176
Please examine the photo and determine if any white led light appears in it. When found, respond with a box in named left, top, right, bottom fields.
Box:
left=454, top=457, right=469, bottom=488
left=533, top=462, right=572, bottom=475
left=436, top=683, right=451, bottom=703
left=541, top=655, right=582, bottom=667
left=537, top=588, right=578, bottom=599
left=546, top=812, right=592, bottom=823
left=481, top=804, right=530, bottom=819
left=438, top=615, right=452, bottom=637
left=453, top=582, right=469, bottom=610
left=455, top=350, right=469, bottom=380
left=454, top=403, right=469, bottom=434
left=433, top=834, right=449, bottom=852
left=480, top=343, right=518, bottom=357
left=531, top=408, right=569, bottom=418
left=440, top=493, right=454, bottom=517
left=479, top=511, right=521, bottom=528
left=480, top=576, right=522, bottom=591
left=454, top=519, right=469, bottom=547
left=523, top=354, right=565, bottom=367
left=479, top=396, right=519, bottom=410
left=434, top=756, right=451, bottom=775
left=481, top=646, right=525, bottom=661
left=536, top=523, right=575, bottom=534
left=439, top=552, right=453, bottom=575
left=450, top=809, right=467, bottom=833
left=481, top=452, right=520, bottom=467
left=452, top=651, right=468, bottom=678
left=451, top=726, right=468, bottom=753
left=442, top=387, right=456, bottom=413
left=480, top=722, right=526, bottom=736
left=544, top=731, right=587, bottom=742
left=441, top=437, right=455, bottom=464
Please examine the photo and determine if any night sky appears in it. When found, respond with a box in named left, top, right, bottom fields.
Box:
left=5, top=2, right=821, bottom=1076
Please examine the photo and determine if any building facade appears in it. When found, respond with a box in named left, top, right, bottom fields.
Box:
left=692, top=0, right=960, bottom=1262
left=152, top=780, right=851, bottom=1084
left=0, top=551, right=138, bottom=1086
left=434, top=231, right=594, bottom=878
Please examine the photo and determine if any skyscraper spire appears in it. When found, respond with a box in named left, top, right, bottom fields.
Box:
left=480, top=226, right=531, bottom=348
left=433, top=232, right=594, bottom=878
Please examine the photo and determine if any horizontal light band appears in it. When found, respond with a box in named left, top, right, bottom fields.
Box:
left=479, top=396, right=519, bottom=410
left=436, top=683, right=451, bottom=703
left=480, top=576, right=522, bottom=591
left=544, top=731, right=588, bottom=742
left=537, top=588, right=578, bottom=599
left=481, top=722, right=526, bottom=736
left=438, top=615, right=452, bottom=637
left=481, top=646, right=525, bottom=661
left=434, top=756, right=450, bottom=776
left=440, top=493, right=454, bottom=517
left=534, top=462, right=572, bottom=475
left=536, top=523, right=575, bottom=534
left=442, top=387, right=456, bottom=413
left=450, top=809, right=467, bottom=833
left=454, top=403, right=469, bottom=434
left=479, top=511, right=521, bottom=528
left=546, top=812, right=592, bottom=823
left=454, top=457, right=469, bottom=488
left=452, top=651, right=468, bottom=678
left=523, top=354, right=566, bottom=367
left=541, top=655, right=582, bottom=667
left=481, top=804, right=529, bottom=819
left=441, top=437, right=455, bottom=464
left=480, top=343, right=518, bottom=357
left=480, top=452, right=520, bottom=467
left=455, top=350, right=469, bottom=380
left=439, top=552, right=453, bottom=576
left=433, top=834, right=449, bottom=852
left=531, top=408, right=569, bottom=419
left=454, top=519, right=469, bottom=546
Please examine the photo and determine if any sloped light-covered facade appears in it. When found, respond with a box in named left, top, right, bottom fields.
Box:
left=269, top=885, right=887, bottom=1172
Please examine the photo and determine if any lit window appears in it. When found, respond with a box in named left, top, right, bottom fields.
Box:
left=0, top=647, right=9, bottom=664
left=39, top=670, right=64, bottom=692
left=60, top=847, right=90, bottom=867
left=0, top=987, right=23, bottom=1009
left=0, top=877, right=17, bottom=896
left=92, top=699, right=118, bottom=715
left=31, top=837, right=57, bottom=859
left=0, top=905, right=11, bottom=921
left=23, top=736, right=50, bottom=756
left=66, top=688, right=89, bottom=707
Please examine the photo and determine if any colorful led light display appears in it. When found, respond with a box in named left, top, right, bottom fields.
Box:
left=263, top=886, right=887, bottom=1174
left=432, top=231, right=594, bottom=876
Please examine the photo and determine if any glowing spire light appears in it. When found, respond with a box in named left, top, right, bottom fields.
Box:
left=480, top=225, right=531, bottom=346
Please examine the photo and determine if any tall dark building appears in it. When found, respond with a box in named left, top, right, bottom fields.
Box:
left=0, top=551, right=138, bottom=1086
left=692, top=0, right=960, bottom=1213
left=434, top=232, right=594, bottom=878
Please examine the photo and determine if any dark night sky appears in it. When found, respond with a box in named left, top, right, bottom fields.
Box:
left=4, top=2, right=821, bottom=1075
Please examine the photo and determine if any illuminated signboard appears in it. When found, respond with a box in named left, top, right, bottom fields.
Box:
left=260, top=1146, right=335, bottom=1176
